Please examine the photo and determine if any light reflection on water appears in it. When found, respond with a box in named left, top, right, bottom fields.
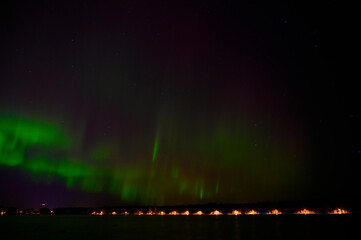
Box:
left=0, top=215, right=357, bottom=240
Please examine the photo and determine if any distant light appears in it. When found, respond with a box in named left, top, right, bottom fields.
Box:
left=330, top=208, right=349, bottom=214
left=193, top=211, right=204, bottom=215
left=91, top=210, right=104, bottom=216
left=246, top=210, right=259, bottom=215
left=210, top=210, right=222, bottom=215
left=229, top=210, right=241, bottom=215
left=296, top=209, right=316, bottom=215
left=181, top=210, right=189, bottom=216
left=267, top=209, right=282, bottom=215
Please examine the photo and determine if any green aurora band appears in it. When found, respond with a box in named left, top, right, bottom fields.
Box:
left=0, top=113, right=305, bottom=205
left=152, top=134, right=159, bottom=163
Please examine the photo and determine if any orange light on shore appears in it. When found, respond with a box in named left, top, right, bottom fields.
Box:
left=91, top=211, right=104, bottom=216
left=86, top=207, right=352, bottom=216
left=330, top=208, right=349, bottom=214
left=246, top=210, right=259, bottom=215
left=296, top=209, right=316, bottom=215
left=267, top=209, right=282, bottom=215
left=0, top=211, right=5, bottom=216
left=181, top=210, right=190, bottom=215
left=134, top=211, right=143, bottom=215
left=229, top=210, right=241, bottom=215
left=210, top=210, right=223, bottom=215
left=193, top=211, right=204, bottom=215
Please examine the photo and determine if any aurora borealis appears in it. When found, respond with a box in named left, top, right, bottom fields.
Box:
left=0, top=103, right=304, bottom=206
left=0, top=1, right=358, bottom=208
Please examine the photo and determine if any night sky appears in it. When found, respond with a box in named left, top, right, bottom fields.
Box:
left=0, top=0, right=359, bottom=208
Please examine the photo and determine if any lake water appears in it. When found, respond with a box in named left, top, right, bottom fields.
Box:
left=0, top=215, right=357, bottom=239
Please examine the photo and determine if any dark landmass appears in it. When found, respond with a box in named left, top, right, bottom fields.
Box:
left=1, top=199, right=360, bottom=215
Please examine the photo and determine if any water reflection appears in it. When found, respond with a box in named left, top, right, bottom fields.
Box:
left=0, top=215, right=355, bottom=240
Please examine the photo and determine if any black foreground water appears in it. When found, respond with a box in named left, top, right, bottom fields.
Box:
left=0, top=215, right=357, bottom=240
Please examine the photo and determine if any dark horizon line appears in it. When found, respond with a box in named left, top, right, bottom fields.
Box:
left=2, top=198, right=361, bottom=212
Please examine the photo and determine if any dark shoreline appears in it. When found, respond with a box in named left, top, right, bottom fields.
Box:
left=2, top=199, right=360, bottom=215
